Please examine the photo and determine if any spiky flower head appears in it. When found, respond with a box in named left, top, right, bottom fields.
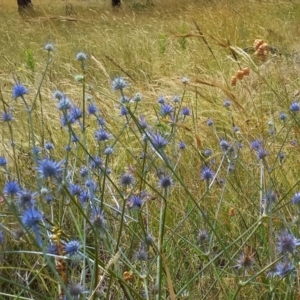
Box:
left=57, top=96, right=72, bottom=110
left=276, top=231, right=300, bottom=254
left=90, top=156, right=103, bottom=170
left=69, top=106, right=83, bottom=122
left=279, top=112, right=287, bottom=121
left=257, top=148, right=268, bottom=160
left=269, top=261, right=295, bottom=278
left=158, top=175, right=173, bottom=189
left=87, top=103, right=97, bottom=115
left=235, top=251, right=255, bottom=270
left=112, top=77, right=129, bottom=91
left=44, top=142, right=54, bottom=151
left=201, top=166, right=214, bottom=181
left=22, top=208, right=43, bottom=228
left=207, top=119, right=214, bottom=126
left=178, top=141, right=186, bottom=150
left=69, top=184, right=82, bottom=197
left=90, top=207, right=106, bottom=231
left=1, top=111, right=13, bottom=122
left=172, top=95, right=181, bottom=103
left=37, top=159, right=62, bottom=179
left=18, top=190, right=36, bottom=210
left=53, top=90, right=64, bottom=100
left=220, top=139, right=230, bottom=151
left=128, top=195, right=143, bottom=209
left=290, top=101, right=300, bottom=112
left=150, top=132, right=168, bottom=149
left=44, top=43, right=54, bottom=52
left=223, top=99, right=231, bottom=107
left=291, top=192, right=300, bottom=205
left=3, top=181, right=20, bottom=196
left=250, top=140, right=262, bottom=150
left=76, top=52, right=87, bottom=61
left=132, top=93, right=142, bottom=102
left=120, top=173, right=134, bottom=186
left=197, top=229, right=209, bottom=245
left=94, top=128, right=111, bottom=142
left=181, top=107, right=190, bottom=116
left=160, top=103, right=173, bottom=116
left=64, top=240, right=80, bottom=256
left=12, top=83, right=28, bottom=99
left=0, top=156, right=7, bottom=166
left=104, top=147, right=114, bottom=155
left=157, top=95, right=165, bottom=104
left=134, top=248, right=148, bottom=261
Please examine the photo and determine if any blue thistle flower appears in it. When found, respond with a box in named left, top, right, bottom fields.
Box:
left=181, top=107, right=190, bottom=116
left=76, top=52, right=87, bottom=61
left=18, top=190, right=36, bottom=209
left=79, top=190, right=89, bottom=205
left=85, top=179, right=97, bottom=191
left=157, top=96, right=165, bottom=104
left=269, top=261, right=295, bottom=278
left=87, top=103, right=97, bottom=115
left=279, top=112, right=287, bottom=121
left=250, top=140, right=262, bottom=150
left=150, top=132, right=168, bottom=149
left=220, top=139, right=230, bottom=151
left=104, top=147, right=114, bottom=155
left=112, top=77, right=129, bottom=91
left=94, top=128, right=111, bottom=142
left=292, top=192, right=300, bottom=204
left=207, top=119, right=214, bottom=126
left=90, top=156, right=102, bottom=170
left=203, top=149, right=212, bottom=157
left=160, top=103, right=173, bottom=116
left=290, top=101, right=300, bottom=112
left=90, top=207, right=106, bottom=231
left=64, top=240, right=80, bottom=256
left=134, top=248, right=148, bottom=261
left=120, top=106, right=128, bottom=116
left=44, top=142, right=54, bottom=151
left=53, top=90, right=64, bottom=100
left=201, top=166, right=214, bottom=181
left=0, top=156, right=8, bottom=166
left=0, top=231, right=3, bottom=244
left=36, top=158, right=62, bottom=179
left=69, top=106, right=83, bottom=122
left=178, top=141, right=186, bottom=150
left=128, top=195, right=143, bottom=209
left=22, top=208, right=43, bottom=246
left=79, top=166, right=88, bottom=177
left=172, top=95, right=181, bottom=103
left=57, top=96, right=72, bottom=110
left=223, top=99, right=231, bottom=107
left=3, top=181, right=20, bottom=196
left=159, top=175, right=173, bottom=189
left=257, top=148, right=268, bottom=160
left=47, top=244, right=59, bottom=255
left=276, top=231, right=300, bottom=255
left=132, top=93, right=142, bottom=102
left=12, top=83, right=28, bottom=99
left=69, top=184, right=82, bottom=196
left=120, top=173, right=134, bottom=186
left=44, top=43, right=54, bottom=52
left=139, top=115, right=148, bottom=129
left=1, top=111, right=13, bottom=122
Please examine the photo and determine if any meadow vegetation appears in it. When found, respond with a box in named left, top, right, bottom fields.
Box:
left=1, top=0, right=300, bottom=299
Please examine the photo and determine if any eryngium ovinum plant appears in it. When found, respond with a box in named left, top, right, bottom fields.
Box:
left=1, top=43, right=300, bottom=299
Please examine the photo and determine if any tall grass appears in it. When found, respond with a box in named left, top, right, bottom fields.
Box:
left=1, top=0, right=300, bottom=299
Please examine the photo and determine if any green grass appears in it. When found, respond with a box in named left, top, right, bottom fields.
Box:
left=1, top=0, right=300, bottom=299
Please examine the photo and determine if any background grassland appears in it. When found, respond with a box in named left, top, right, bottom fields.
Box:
left=1, top=0, right=300, bottom=299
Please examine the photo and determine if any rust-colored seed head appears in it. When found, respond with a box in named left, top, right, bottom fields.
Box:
left=253, top=39, right=264, bottom=50
left=231, top=76, right=237, bottom=86
left=236, top=70, right=244, bottom=80
left=242, top=67, right=250, bottom=76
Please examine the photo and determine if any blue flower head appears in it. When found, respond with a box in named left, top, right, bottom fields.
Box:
left=112, top=77, right=129, bottom=91
left=207, top=119, right=214, bottom=126
left=159, top=175, right=173, bottom=189
left=120, top=173, right=134, bottom=186
left=1, top=111, right=13, bottom=122
left=128, top=195, right=143, bottom=209
left=44, top=142, right=54, bottom=151
left=201, top=166, right=214, bottom=181
left=94, top=128, right=111, bottom=142
left=37, top=159, right=62, bottom=179
left=69, top=184, right=82, bottom=196
left=22, top=208, right=43, bottom=228
left=53, top=90, right=64, bottom=101
left=87, top=103, right=97, bottom=115
left=178, top=141, right=186, bottom=150
left=276, top=231, right=300, bottom=255
left=64, top=240, right=80, bottom=256
left=292, top=192, right=300, bottom=205
left=44, top=43, right=54, bottom=52
left=269, top=261, right=295, bottom=278
left=223, top=99, right=231, bottom=107
left=157, top=96, right=165, bottom=104
left=3, top=181, right=20, bottom=196
left=18, top=190, right=36, bottom=209
left=69, top=106, right=83, bottom=122
left=57, top=96, right=72, bottom=110
left=12, top=84, right=28, bottom=99
left=76, top=52, right=87, bottom=61
left=90, top=156, right=102, bottom=170
left=181, top=107, right=190, bottom=116
left=150, top=132, right=168, bottom=149
left=120, top=106, right=128, bottom=116
left=0, top=156, right=7, bottom=167
left=160, top=103, right=173, bottom=116
left=290, top=101, right=300, bottom=112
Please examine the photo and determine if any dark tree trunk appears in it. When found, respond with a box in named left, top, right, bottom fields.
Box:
left=112, top=0, right=121, bottom=7
left=17, top=0, right=32, bottom=8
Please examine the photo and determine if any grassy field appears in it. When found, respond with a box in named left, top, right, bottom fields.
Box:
left=1, top=0, right=300, bottom=299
